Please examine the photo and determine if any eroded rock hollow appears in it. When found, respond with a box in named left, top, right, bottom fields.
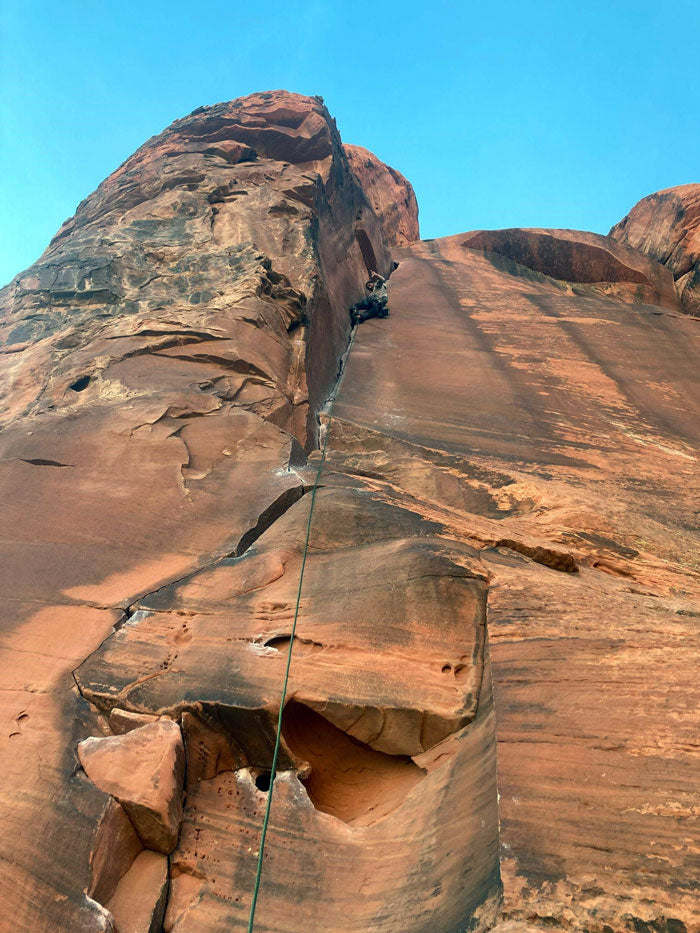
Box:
left=0, top=92, right=698, bottom=933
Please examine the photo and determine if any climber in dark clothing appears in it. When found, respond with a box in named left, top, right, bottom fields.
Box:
left=350, top=271, right=389, bottom=325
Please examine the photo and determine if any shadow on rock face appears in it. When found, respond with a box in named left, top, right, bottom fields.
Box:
left=282, top=701, right=425, bottom=826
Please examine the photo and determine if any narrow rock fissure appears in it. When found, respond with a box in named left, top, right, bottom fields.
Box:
left=10, top=457, right=74, bottom=467
left=92, top=478, right=311, bottom=616
left=233, top=484, right=307, bottom=557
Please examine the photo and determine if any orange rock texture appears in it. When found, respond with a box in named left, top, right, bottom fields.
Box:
left=611, top=183, right=700, bottom=315
left=344, top=144, right=419, bottom=247
left=1, top=91, right=699, bottom=933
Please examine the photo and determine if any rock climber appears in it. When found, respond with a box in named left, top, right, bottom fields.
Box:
left=350, top=270, right=389, bottom=325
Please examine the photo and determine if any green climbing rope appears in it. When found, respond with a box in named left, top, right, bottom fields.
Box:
left=247, top=327, right=356, bottom=932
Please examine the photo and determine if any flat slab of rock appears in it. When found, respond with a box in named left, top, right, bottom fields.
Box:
left=330, top=235, right=700, bottom=930
left=106, top=850, right=169, bottom=933
left=109, top=708, right=161, bottom=735
left=79, top=720, right=185, bottom=854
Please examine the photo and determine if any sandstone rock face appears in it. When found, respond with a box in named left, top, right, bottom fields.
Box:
left=331, top=235, right=699, bottom=931
left=1, top=89, right=698, bottom=933
left=75, top=484, right=501, bottom=930
left=610, top=183, right=700, bottom=314
left=344, top=144, right=419, bottom=246
left=0, top=90, right=401, bottom=931
left=78, top=720, right=185, bottom=853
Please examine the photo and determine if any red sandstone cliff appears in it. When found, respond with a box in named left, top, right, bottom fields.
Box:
left=0, top=92, right=698, bottom=933
left=610, top=183, right=700, bottom=314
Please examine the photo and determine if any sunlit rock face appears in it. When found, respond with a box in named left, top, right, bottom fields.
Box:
left=1, top=89, right=699, bottom=933
left=332, top=234, right=699, bottom=933
left=0, top=91, right=501, bottom=933
left=610, top=183, right=700, bottom=314
left=344, top=144, right=420, bottom=247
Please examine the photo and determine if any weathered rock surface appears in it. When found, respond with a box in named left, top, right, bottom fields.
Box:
left=344, top=144, right=419, bottom=246
left=75, top=484, right=501, bottom=929
left=610, top=183, right=700, bottom=314
left=0, top=604, right=122, bottom=932
left=0, top=90, right=399, bottom=931
left=1, top=88, right=699, bottom=933
left=78, top=720, right=185, bottom=853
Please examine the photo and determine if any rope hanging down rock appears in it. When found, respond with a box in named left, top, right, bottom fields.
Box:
left=247, top=326, right=357, bottom=932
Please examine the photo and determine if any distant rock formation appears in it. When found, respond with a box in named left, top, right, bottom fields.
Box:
left=460, top=226, right=680, bottom=310
left=344, top=144, right=419, bottom=247
left=0, top=91, right=698, bottom=933
left=610, top=183, right=700, bottom=314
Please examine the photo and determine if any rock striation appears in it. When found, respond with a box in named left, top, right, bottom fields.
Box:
left=1, top=91, right=698, bottom=933
left=610, top=183, right=700, bottom=314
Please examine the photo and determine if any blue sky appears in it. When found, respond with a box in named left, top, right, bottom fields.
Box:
left=1, top=0, right=699, bottom=286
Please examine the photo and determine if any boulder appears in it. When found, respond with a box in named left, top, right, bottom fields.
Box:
left=78, top=720, right=185, bottom=854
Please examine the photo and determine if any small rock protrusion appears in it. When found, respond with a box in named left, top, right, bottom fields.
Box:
left=78, top=720, right=185, bottom=854
left=108, top=708, right=160, bottom=735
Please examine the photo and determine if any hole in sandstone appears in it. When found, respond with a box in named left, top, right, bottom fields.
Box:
left=255, top=771, right=272, bottom=792
left=263, top=634, right=323, bottom=655
left=264, top=635, right=292, bottom=652
left=287, top=315, right=309, bottom=334
left=441, top=664, right=452, bottom=674
left=69, top=374, right=91, bottom=392
left=282, top=702, right=425, bottom=826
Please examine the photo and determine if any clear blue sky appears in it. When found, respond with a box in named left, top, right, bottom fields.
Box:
left=1, top=0, right=699, bottom=286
